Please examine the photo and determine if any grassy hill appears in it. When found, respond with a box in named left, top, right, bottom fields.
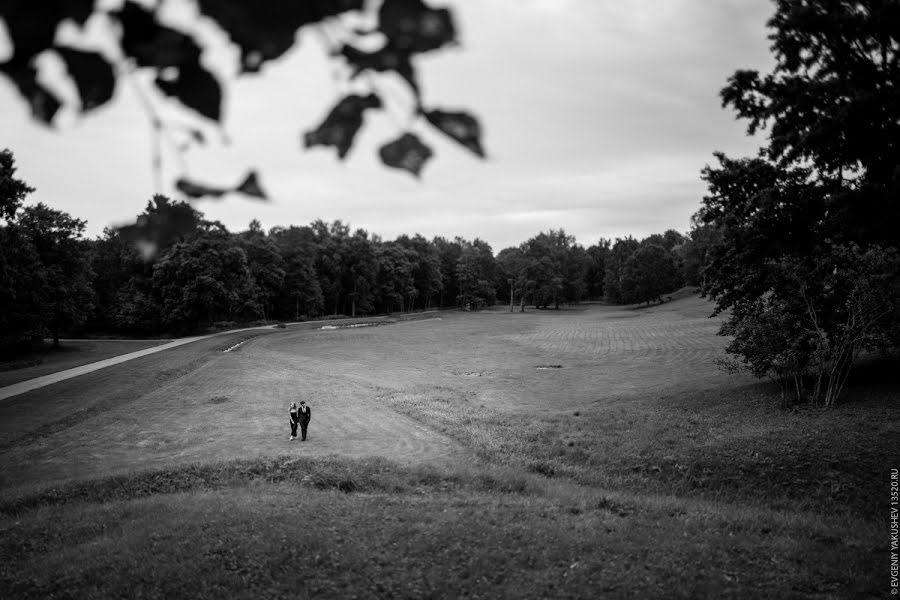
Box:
left=0, top=295, right=892, bottom=598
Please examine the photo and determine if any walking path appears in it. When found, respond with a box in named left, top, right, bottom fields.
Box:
left=0, top=312, right=441, bottom=403
left=0, top=327, right=274, bottom=403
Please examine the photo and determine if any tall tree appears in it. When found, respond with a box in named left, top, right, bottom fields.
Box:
left=238, top=220, right=286, bottom=321
left=269, top=225, right=323, bottom=320
left=620, top=243, right=681, bottom=305
left=456, top=238, right=497, bottom=310
left=152, top=226, right=255, bottom=332
left=395, top=234, right=442, bottom=310
left=584, top=240, right=610, bottom=300
left=433, top=236, right=463, bottom=308
left=15, top=203, right=95, bottom=346
left=701, top=0, right=900, bottom=403
left=603, top=237, right=639, bottom=304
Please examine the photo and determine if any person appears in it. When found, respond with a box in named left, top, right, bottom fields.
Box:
left=297, top=400, right=311, bottom=441
left=288, top=402, right=299, bottom=440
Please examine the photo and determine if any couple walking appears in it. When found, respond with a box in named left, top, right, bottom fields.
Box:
left=289, top=401, right=311, bottom=441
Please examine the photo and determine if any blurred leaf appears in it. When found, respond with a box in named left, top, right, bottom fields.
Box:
left=378, top=0, right=456, bottom=54
left=112, top=1, right=201, bottom=69
left=189, top=129, right=206, bottom=144
left=378, top=132, right=433, bottom=177
left=340, top=45, right=418, bottom=96
left=424, top=108, right=484, bottom=157
left=155, top=61, right=222, bottom=121
left=63, top=0, right=95, bottom=26
left=303, top=94, right=382, bottom=159
left=0, top=1, right=64, bottom=69
left=115, top=195, right=201, bottom=260
left=0, top=65, right=62, bottom=125
left=175, top=178, right=228, bottom=199
left=55, top=46, right=115, bottom=112
left=175, top=170, right=268, bottom=201
left=196, top=0, right=364, bottom=73
left=235, top=171, right=268, bottom=200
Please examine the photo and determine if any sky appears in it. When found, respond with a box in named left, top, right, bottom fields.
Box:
left=1, top=0, right=776, bottom=251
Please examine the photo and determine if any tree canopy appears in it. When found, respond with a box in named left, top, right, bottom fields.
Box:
left=700, top=0, right=900, bottom=405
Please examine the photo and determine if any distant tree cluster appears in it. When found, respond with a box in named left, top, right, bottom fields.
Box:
left=1, top=149, right=702, bottom=347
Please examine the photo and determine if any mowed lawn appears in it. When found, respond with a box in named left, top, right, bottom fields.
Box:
left=0, top=295, right=894, bottom=598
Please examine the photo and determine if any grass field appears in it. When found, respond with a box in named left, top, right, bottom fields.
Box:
left=0, top=294, right=894, bottom=598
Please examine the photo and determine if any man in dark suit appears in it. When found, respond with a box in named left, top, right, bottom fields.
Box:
left=298, top=400, right=311, bottom=441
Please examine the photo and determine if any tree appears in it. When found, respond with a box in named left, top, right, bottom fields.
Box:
left=602, top=237, right=639, bottom=304
left=456, top=238, right=496, bottom=310
left=14, top=203, right=95, bottom=346
left=677, top=221, right=721, bottom=287
left=496, top=246, right=530, bottom=312
left=375, top=242, right=415, bottom=313
left=520, top=230, right=574, bottom=310
left=345, top=228, right=378, bottom=317
left=584, top=240, right=610, bottom=300
left=0, top=0, right=485, bottom=207
left=238, top=220, right=286, bottom=321
left=152, top=227, right=255, bottom=332
left=0, top=149, right=42, bottom=346
left=0, top=148, right=33, bottom=221
left=701, top=0, right=900, bottom=403
left=620, top=243, right=681, bottom=305
left=395, top=234, right=442, bottom=310
left=433, top=236, right=463, bottom=308
left=269, top=225, right=323, bottom=320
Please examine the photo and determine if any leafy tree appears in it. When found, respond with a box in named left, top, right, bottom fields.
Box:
left=456, top=238, right=496, bottom=310
left=602, top=237, right=639, bottom=304
left=152, top=226, right=255, bottom=331
left=677, top=221, right=721, bottom=287
left=269, top=225, right=323, bottom=320
left=311, top=220, right=352, bottom=316
left=496, top=246, right=530, bottom=312
left=344, top=228, right=378, bottom=317
left=620, top=243, right=681, bottom=305
left=433, top=236, right=463, bottom=308
left=375, top=241, right=415, bottom=313
left=520, top=230, right=573, bottom=309
left=584, top=240, right=610, bottom=300
left=15, top=203, right=95, bottom=346
left=701, top=0, right=900, bottom=403
left=395, top=234, right=442, bottom=310
left=0, top=149, right=42, bottom=346
left=0, top=148, right=33, bottom=221
left=0, top=221, right=43, bottom=347
left=238, top=220, right=286, bottom=321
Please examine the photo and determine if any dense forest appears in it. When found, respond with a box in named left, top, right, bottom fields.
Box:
left=0, top=149, right=705, bottom=346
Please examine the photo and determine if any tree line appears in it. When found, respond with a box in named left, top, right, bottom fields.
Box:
left=1, top=150, right=709, bottom=348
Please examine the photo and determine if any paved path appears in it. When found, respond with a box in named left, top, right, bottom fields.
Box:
left=0, top=327, right=274, bottom=403
left=0, top=313, right=439, bottom=403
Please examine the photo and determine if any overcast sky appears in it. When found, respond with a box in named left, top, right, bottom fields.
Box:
left=1, top=0, right=775, bottom=251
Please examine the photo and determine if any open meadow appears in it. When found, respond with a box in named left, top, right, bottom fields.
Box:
left=0, top=294, right=895, bottom=598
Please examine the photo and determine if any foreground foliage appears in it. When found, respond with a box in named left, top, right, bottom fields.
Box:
left=0, top=0, right=484, bottom=185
